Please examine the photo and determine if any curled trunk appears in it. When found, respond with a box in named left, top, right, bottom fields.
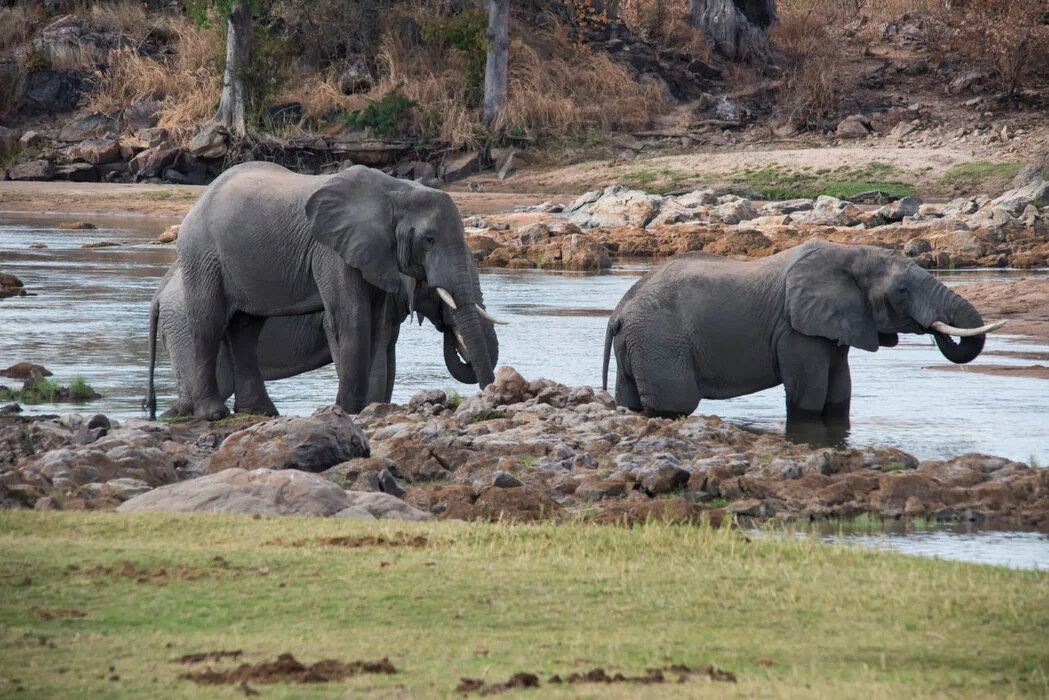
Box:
left=930, top=291, right=987, bottom=364
left=443, top=330, right=478, bottom=384
left=452, top=305, right=496, bottom=389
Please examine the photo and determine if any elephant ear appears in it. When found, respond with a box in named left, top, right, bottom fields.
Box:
left=785, top=243, right=879, bottom=352
left=304, top=167, right=402, bottom=293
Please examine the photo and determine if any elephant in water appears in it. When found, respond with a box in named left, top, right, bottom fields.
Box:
left=170, top=161, right=502, bottom=419
left=144, top=264, right=493, bottom=419
left=602, top=240, right=1004, bottom=434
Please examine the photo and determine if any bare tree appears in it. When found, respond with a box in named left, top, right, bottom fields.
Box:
left=483, top=0, right=509, bottom=131
left=214, top=3, right=252, bottom=137
left=687, top=0, right=777, bottom=61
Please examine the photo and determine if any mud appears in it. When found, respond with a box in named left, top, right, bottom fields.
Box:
left=174, top=650, right=244, bottom=664
left=72, top=560, right=211, bottom=585
left=928, top=364, right=1049, bottom=380
left=179, top=653, right=396, bottom=686
left=28, top=606, right=86, bottom=621
left=265, top=534, right=430, bottom=548
left=458, top=664, right=736, bottom=694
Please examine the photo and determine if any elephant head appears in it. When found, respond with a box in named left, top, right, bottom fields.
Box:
left=305, top=166, right=502, bottom=388
left=785, top=240, right=1003, bottom=363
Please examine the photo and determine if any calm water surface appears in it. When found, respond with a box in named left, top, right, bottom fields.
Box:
left=2, top=214, right=1049, bottom=567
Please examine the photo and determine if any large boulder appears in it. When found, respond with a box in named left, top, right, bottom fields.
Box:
left=7, top=160, right=54, bottom=181
left=187, top=123, right=229, bottom=160
left=117, top=468, right=429, bottom=519
left=58, top=113, right=118, bottom=142
left=129, top=145, right=179, bottom=180
left=560, top=234, right=611, bottom=270
left=988, top=181, right=1049, bottom=217
left=123, top=100, right=162, bottom=131
left=70, top=138, right=120, bottom=164
left=14, top=70, right=88, bottom=117
left=204, top=405, right=370, bottom=474
left=568, top=185, right=663, bottom=229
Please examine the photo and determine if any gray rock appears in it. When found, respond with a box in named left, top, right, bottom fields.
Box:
left=58, top=112, right=118, bottom=142
left=712, top=198, right=758, bottom=224
left=518, top=222, right=550, bottom=245
left=124, top=100, right=162, bottom=131
left=129, top=145, right=179, bottom=180
left=54, top=162, right=100, bottom=182
left=338, top=59, right=374, bottom=94
left=568, top=189, right=602, bottom=213
left=71, top=138, right=121, bottom=164
left=988, top=180, right=1049, bottom=217
left=8, top=160, right=54, bottom=181
left=836, top=115, right=870, bottom=139
left=903, top=237, right=932, bottom=257
left=118, top=467, right=425, bottom=518
left=568, top=185, right=663, bottom=229
left=638, top=463, right=690, bottom=495
left=205, top=405, right=369, bottom=474
left=409, top=389, right=447, bottom=410
left=875, top=195, right=922, bottom=222
left=674, top=189, right=718, bottom=208
left=105, top=477, right=152, bottom=499
left=441, top=150, right=479, bottom=182
left=14, top=70, right=88, bottom=117
left=492, top=471, right=523, bottom=488
left=336, top=491, right=430, bottom=521
left=187, top=123, right=228, bottom=160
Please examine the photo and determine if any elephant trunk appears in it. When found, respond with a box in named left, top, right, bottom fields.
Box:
left=443, top=329, right=478, bottom=383
left=928, top=288, right=987, bottom=364
left=452, top=304, right=496, bottom=389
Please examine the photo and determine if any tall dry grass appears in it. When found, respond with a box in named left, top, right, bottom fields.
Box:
left=84, top=18, right=224, bottom=141
left=614, top=0, right=708, bottom=54
left=0, top=2, right=38, bottom=54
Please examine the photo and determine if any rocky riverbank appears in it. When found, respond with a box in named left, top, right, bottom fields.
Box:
left=462, top=178, right=1049, bottom=271
left=2, top=367, right=1046, bottom=530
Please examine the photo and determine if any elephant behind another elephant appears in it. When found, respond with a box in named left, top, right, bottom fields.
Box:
left=602, top=240, right=1004, bottom=426
left=145, top=265, right=495, bottom=419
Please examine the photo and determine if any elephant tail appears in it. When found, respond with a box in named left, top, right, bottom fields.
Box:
left=602, top=314, right=620, bottom=392
left=145, top=291, right=160, bottom=420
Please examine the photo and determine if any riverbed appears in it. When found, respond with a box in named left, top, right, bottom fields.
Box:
left=3, top=213, right=1047, bottom=464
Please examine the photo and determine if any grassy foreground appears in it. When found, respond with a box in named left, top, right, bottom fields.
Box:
left=1, top=512, right=1047, bottom=698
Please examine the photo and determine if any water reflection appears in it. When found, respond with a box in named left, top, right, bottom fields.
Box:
left=1, top=214, right=1048, bottom=465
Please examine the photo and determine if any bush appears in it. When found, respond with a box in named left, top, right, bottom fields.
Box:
left=952, top=0, right=1049, bottom=97
left=770, top=3, right=847, bottom=128
left=420, top=6, right=488, bottom=109
left=342, top=87, right=418, bottom=136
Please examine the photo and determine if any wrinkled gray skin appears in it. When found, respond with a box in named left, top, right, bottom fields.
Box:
left=603, top=240, right=991, bottom=438
left=145, top=265, right=485, bottom=418
left=173, top=161, right=498, bottom=419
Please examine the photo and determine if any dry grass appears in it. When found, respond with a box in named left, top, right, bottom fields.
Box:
left=0, top=2, right=38, bottom=54
left=84, top=0, right=150, bottom=43
left=84, top=17, right=223, bottom=142
left=615, top=0, right=709, bottom=54
left=770, top=2, right=849, bottom=128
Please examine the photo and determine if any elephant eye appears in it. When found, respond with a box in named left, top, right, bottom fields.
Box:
left=424, top=235, right=436, bottom=246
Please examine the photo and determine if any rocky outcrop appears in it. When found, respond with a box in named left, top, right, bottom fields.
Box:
left=0, top=374, right=1046, bottom=527
left=116, top=468, right=430, bottom=520
left=471, top=183, right=1049, bottom=270
left=0, top=273, right=28, bottom=299
left=204, top=405, right=370, bottom=474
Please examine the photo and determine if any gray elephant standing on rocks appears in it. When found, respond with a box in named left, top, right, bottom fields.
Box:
left=145, top=264, right=493, bottom=419
left=171, top=161, right=502, bottom=419
left=602, top=240, right=1004, bottom=434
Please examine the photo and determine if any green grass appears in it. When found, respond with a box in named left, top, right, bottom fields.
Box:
left=1, top=512, right=1046, bottom=698
left=939, top=161, right=1024, bottom=191
left=0, top=376, right=97, bottom=404
left=618, top=163, right=916, bottom=200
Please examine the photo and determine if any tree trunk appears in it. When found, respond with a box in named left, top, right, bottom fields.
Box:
left=214, top=3, right=251, bottom=138
left=686, top=0, right=777, bottom=61
left=483, top=0, right=509, bottom=131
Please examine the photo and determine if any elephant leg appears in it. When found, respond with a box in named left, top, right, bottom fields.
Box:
left=316, top=262, right=376, bottom=414
left=822, top=346, right=852, bottom=423
left=184, top=297, right=231, bottom=421
left=227, top=313, right=278, bottom=416
left=779, top=334, right=833, bottom=417
left=364, top=295, right=397, bottom=406
left=381, top=320, right=400, bottom=403
left=634, top=360, right=700, bottom=418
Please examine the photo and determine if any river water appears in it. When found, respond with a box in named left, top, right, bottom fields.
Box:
left=1, top=213, right=1048, bottom=568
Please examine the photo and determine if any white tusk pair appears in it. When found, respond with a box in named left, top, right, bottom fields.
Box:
left=435, top=287, right=510, bottom=325
left=454, top=329, right=469, bottom=359
left=930, top=320, right=1006, bottom=337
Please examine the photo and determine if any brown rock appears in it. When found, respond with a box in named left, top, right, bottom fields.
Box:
left=71, top=138, right=120, bottom=164
left=561, top=234, right=611, bottom=270
left=8, top=160, right=54, bottom=181
left=1, top=363, right=53, bottom=380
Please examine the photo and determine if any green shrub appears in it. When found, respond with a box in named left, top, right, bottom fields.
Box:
left=342, top=88, right=419, bottom=136
left=420, top=7, right=488, bottom=109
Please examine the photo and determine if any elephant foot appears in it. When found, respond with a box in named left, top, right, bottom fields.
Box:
left=233, top=401, right=279, bottom=417
left=194, top=397, right=231, bottom=421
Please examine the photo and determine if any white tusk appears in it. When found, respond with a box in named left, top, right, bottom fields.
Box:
left=454, top=329, right=469, bottom=359
left=931, top=320, right=1006, bottom=337
left=436, top=287, right=457, bottom=311
left=475, top=304, right=509, bottom=325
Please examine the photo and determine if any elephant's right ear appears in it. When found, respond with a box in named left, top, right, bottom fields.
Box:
left=304, top=168, right=402, bottom=293
left=785, top=244, right=879, bottom=352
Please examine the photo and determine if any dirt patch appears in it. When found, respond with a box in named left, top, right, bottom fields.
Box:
left=28, top=606, right=86, bottom=621
left=71, top=560, right=210, bottom=584
left=265, top=533, right=430, bottom=548
left=458, top=665, right=736, bottom=694
left=174, top=650, right=244, bottom=664
left=983, top=350, right=1049, bottom=362
left=179, top=653, right=396, bottom=686
left=927, top=364, right=1049, bottom=380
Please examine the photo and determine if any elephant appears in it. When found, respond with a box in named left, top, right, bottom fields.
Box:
left=144, top=264, right=486, bottom=419
left=172, top=161, right=502, bottom=419
left=602, top=239, right=1004, bottom=432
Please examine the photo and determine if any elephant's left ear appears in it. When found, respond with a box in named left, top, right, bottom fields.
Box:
left=786, top=245, right=880, bottom=352
left=305, top=167, right=402, bottom=294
